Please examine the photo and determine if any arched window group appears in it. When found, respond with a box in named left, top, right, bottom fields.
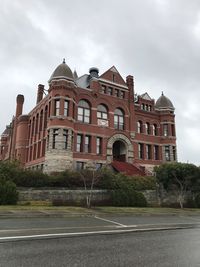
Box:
left=28, top=103, right=50, bottom=163
left=77, top=100, right=125, bottom=130
left=137, top=121, right=158, bottom=136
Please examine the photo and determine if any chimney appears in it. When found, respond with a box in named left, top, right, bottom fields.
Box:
left=89, top=67, right=99, bottom=79
left=126, top=75, right=134, bottom=100
left=36, top=84, right=44, bottom=104
left=16, top=94, right=24, bottom=118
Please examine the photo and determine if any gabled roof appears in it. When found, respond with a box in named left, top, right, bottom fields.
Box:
left=140, top=92, right=152, bottom=101
left=99, top=66, right=126, bottom=86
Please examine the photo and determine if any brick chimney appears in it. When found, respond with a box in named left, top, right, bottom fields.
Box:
left=126, top=75, right=134, bottom=100
left=16, top=94, right=24, bottom=118
left=36, top=84, right=44, bottom=104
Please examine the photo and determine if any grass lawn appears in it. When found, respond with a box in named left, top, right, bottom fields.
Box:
left=0, top=202, right=200, bottom=216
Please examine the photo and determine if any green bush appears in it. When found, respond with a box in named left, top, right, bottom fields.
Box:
left=13, top=170, right=49, bottom=187
left=48, top=170, right=82, bottom=188
left=98, top=169, right=156, bottom=191
left=195, top=193, right=200, bottom=208
left=0, top=179, right=18, bottom=205
left=111, top=188, right=147, bottom=207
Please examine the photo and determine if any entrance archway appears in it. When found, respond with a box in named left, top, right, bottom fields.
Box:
left=113, top=140, right=126, bottom=162
left=106, top=134, right=134, bottom=163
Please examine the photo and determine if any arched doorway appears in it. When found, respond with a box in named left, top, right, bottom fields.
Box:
left=107, top=134, right=134, bottom=163
left=113, top=140, right=126, bottom=162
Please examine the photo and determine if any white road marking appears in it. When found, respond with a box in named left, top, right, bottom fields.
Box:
left=94, top=215, right=127, bottom=227
left=0, top=226, right=192, bottom=242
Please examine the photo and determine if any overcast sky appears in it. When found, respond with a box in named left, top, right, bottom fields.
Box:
left=0, top=0, right=200, bottom=165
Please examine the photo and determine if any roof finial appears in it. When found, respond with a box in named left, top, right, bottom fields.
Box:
left=162, top=91, right=164, bottom=96
left=63, top=58, right=66, bottom=64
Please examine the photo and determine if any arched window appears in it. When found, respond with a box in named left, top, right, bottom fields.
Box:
left=97, top=104, right=108, bottom=120
left=137, top=120, right=143, bottom=133
left=114, top=108, right=124, bottom=130
left=54, top=97, right=60, bottom=116
left=39, top=110, right=43, bottom=132
left=152, top=124, right=157, bottom=136
left=145, top=122, right=150, bottom=134
left=78, top=100, right=91, bottom=123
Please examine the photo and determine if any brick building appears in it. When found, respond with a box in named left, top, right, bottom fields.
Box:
left=0, top=60, right=177, bottom=175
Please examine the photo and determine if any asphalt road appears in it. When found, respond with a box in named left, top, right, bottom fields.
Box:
left=0, top=214, right=200, bottom=266
left=0, top=228, right=200, bottom=267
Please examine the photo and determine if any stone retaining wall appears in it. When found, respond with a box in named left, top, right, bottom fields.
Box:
left=18, top=188, right=158, bottom=206
left=18, top=188, right=191, bottom=207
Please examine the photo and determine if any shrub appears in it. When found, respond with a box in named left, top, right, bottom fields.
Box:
left=13, top=170, right=49, bottom=187
left=49, top=170, right=82, bottom=188
left=111, top=188, right=147, bottom=207
left=195, top=193, right=200, bottom=208
left=0, top=179, right=18, bottom=205
left=97, top=169, right=156, bottom=191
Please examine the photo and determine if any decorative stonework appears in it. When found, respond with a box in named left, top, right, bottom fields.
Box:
left=44, top=127, right=73, bottom=173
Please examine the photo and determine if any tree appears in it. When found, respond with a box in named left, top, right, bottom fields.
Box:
left=155, top=162, right=200, bottom=208
left=79, top=163, right=102, bottom=208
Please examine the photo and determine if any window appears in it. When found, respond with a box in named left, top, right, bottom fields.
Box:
left=32, top=117, right=35, bottom=136
left=152, top=124, right=157, bottom=136
left=114, top=108, right=124, bottom=130
left=154, top=145, right=159, bottom=160
left=78, top=100, right=90, bottom=123
left=97, top=104, right=108, bottom=120
left=120, top=91, right=125, bottom=99
left=35, top=114, right=39, bottom=135
left=52, top=129, right=59, bottom=149
left=44, top=106, right=48, bottom=129
left=163, top=124, right=168, bottom=136
left=39, top=110, right=43, bottom=132
left=96, top=163, right=102, bottom=170
left=64, top=100, right=69, bottom=116
left=138, top=143, right=144, bottom=159
left=146, top=144, right=151, bottom=160
left=171, top=124, right=175, bottom=136
left=137, top=121, right=143, bottom=133
left=172, top=146, right=176, bottom=161
left=37, top=141, right=41, bottom=158
left=148, top=105, right=152, bottom=112
left=54, top=99, right=60, bottom=116
left=84, top=135, right=91, bottom=153
left=101, top=85, right=106, bottom=94
left=96, top=137, right=102, bottom=155
left=63, top=129, right=68, bottom=149
left=47, top=130, right=49, bottom=150
left=76, top=134, right=83, bottom=152
left=115, top=89, right=120, bottom=97
left=165, top=146, right=170, bottom=161
left=107, top=87, right=112, bottom=95
left=145, top=122, right=151, bottom=135
left=76, top=161, right=84, bottom=170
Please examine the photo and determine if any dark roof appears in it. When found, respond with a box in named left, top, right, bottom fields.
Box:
left=1, top=125, right=11, bottom=136
left=155, top=92, right=174, bottom=109
left=49, top=59, right=74, bottom=83
left=76, top=74, right=90, bottom=88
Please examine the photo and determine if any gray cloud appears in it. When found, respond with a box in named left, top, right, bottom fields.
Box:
left=0, top=0, right=200, bottom=164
